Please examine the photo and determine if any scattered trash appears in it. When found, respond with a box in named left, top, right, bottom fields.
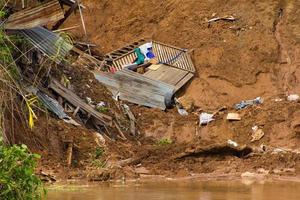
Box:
left=139, top=42, right=155, bottom=61
left=174, top=97, right=189, bottom=116
left=274, top=98, right=283, bottom=102
left=287, top=94, right=299, bottom=102
left=177, top=108, right=189, bottom=116
left=251, top=126, right=264, bottom=142
left=86, top=97, right=93, bottom=104
left=227, top=139, right=238, bottom=147
left=96, top=102, right=108, bottom=113
left=207, top=15, right=237, bottom=23
left=97, top=101, right=106, bottom=107
left=252, top=125, right=258, bottom=132
left=235, top=97, right=263, bottom=110
left=226, top=113, right=241, bottom=121
left=199, top=113, right=214, bottom=125
left=271, top=148, right=287, bottom=154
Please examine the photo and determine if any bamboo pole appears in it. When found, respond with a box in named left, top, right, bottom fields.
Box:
left=76, top=0, right=91, bottom=55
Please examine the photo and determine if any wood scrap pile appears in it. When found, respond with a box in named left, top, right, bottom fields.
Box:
left=0, top=0, right=134, bottom=142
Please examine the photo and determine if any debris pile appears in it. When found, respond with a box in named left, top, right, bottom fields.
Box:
left=1, top=0, right=300, bottom=182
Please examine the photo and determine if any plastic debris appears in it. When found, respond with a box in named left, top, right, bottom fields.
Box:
left=235, top=97, right=263, bottom=110
left=227, top=113, right=241, bottom=121
left=177, top=108, right=188, bottom=116
left=251, top=126, right=264, bottom=142
left=199, top=113, right=214, bottom=125
left=96, top=101, right=106, bottom=108
left=274, top=98, right=283, bottom=102
left=287, top=94, right=299, bottom=102
left=227, top=139, right=238, bottom=147
left=86, top=97, right=93, bottom=104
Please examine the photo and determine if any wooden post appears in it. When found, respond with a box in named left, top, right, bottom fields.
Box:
left=63, top=139, right=74, bottom=167
left=76, top=0, right=91, bottom=55
left=66, top=142, right=73, bottom=167
left=52, top=1, right=79, bottom=30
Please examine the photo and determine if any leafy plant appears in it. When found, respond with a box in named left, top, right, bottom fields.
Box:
left=90, top=147, right=105, bottom=168
left=96, top=106, right=109, bottom=113
left=94, top=147, right=104, bottom=159
left=0, top=138, right=45, bottom=200
left=156, top=138, right=172, bottom=146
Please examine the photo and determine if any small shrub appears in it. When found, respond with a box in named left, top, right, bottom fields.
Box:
left=156, top=138, right=172, bottom=146
left=90, top=147, right=105, bottom=168
left=94, top=147, right=104, bottom=159
left=0, top=138, right=45, bottom=200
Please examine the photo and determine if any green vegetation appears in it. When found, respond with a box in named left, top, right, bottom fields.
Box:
left=96, top=106, right=109, bottom=113
left=0, top=138, right=45, bottom=200
left=94, top=147, right=105, bottom=159
left=156, top=138, right=172, bottom=146
left=91, top=147, right=106, bottom=168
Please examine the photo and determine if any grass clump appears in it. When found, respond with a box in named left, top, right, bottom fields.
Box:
left=156, top=138, right=172, bottom=146
left=90, top=147, right=106, bottom=168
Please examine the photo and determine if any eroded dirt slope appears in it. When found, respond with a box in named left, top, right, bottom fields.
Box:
left=33, top=0, right=300, bottom=180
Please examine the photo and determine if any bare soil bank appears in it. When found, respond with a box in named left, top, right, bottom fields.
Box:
left=21, top=0, right=300, bottom=181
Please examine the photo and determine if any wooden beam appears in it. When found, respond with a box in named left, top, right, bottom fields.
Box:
left=52, top=1, right=79, bottom=30
left=48, top=78, right=113, bottom=126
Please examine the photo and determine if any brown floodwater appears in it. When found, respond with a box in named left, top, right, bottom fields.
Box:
left=47, top=179, right=300, bottom=200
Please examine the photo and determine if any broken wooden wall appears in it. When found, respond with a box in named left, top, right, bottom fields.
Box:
left=5, top=0, right=64, bottom=30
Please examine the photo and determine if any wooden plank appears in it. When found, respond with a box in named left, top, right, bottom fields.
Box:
left=174, top=73, right=194, bottom=91
left=5, top=0, right=64, bottom=30
left=49, top=79, right=113, bottom=125
left=144, top=65, right=188, bottom=86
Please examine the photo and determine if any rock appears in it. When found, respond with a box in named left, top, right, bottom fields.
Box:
left=94, top=132, right=106, bottom=146
left=257, top=168, right=269, bottom=175
left=273, top=169, right=282, bottom=174
left=283, top=168, right=296, bottom=173
left=135, top=167, right=150, bottom=174
left=177, top=96, right=195, bottom=112
left=241, top=171, right=267, bottom=179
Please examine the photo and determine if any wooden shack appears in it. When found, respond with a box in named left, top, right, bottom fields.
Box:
left=94, top=40, right=196, bottom=110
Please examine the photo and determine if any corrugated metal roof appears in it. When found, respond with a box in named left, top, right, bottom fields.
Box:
left=18, top=26, right=73, bottom=64
left=5, top=0, right=64, bottom=30
left=93, top=69, right=175, bottom=110
left=36, top=91, right=69, bottom=120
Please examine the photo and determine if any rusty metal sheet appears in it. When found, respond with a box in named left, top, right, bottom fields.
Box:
left=5, top=0, right=64, bottom=30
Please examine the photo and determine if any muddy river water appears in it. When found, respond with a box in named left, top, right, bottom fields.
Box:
left=47, top=179, right=300, bottom=200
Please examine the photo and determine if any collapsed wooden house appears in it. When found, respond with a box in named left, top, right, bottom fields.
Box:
left=94, top=39, right=196, bottom=110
